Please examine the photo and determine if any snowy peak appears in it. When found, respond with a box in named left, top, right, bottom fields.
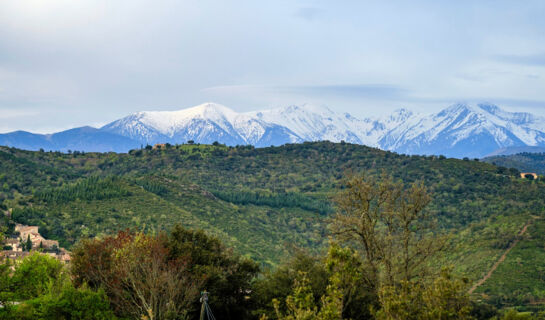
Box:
left=249, top=103, right=356, bottom=142
left=132, top=103, right=238, bottom=135
left=97, top=102, right=545, bottom=158
left=379, top=102, right=545, bottom=157
left=477, top=103, right=501, bottom=115
left=4, top=101, right=545, bottom=157
left=388, top=108, right=413, bottom=122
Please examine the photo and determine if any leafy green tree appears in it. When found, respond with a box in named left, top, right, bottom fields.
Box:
left=375, top=269, right=472, bottom=320
left=8, top=283, right=116, bottom=320
left=272, top=270, right=345, bottom=320
left=0, top=258, right=12, bottom=307
left=272, top=273, right=320, bottom=320
left=325, top=243, right=376, bottom=319
left=331, top=173, right=445, bottom=289
left=252, top=250, right=329, bottom=319
left=267, top=244, right=377, bottom=320
left=10, top=252, right=63, bottom=300
left=165, top=225, right=260, bottom=320
left=71, top=230, right=199, bottom=320
left=498, top=309, right=535, bottom=320
left=0, top=252, right=116, bottom=319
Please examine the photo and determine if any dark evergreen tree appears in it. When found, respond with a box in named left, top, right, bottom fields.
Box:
left=25, top=235, right=32, bottom=251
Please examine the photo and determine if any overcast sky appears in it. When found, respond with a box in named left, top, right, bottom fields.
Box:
left=1, top=0, right=544, bottom=133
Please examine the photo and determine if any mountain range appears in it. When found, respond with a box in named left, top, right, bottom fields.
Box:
left=2, top=102, right=545, bottom=158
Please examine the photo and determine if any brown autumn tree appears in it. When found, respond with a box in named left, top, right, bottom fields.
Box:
left=331, top=173, right=446, bottom=290
left=71, top=230, right=199, bottom=320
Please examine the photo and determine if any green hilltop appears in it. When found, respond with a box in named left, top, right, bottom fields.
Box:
left=484, top=152, right=545, bottom=175
left=1, top=141, right=544, bottom=308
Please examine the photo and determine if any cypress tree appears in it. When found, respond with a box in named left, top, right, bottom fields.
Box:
left=26, top=234, right=32, bottom=251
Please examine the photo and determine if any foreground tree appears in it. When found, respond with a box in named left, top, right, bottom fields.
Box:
left=165, top=225, right=260, bottom=320
left=72, top=225, right=259, bottom=320
left=330, top=173, right=476, bottom=319
left=331, top=173, right=445, bottom=289
left=265, top=244, right=375, bottom=320
left=0, top=253, right=115, bottom=319
left=9, top=252, right=63, bottom=300
left=375, top=268, right=473, bottom=320
left=71, top=231, right=199, bottom=320
left=252, top=250, right=329, bottom=318
left=253, top=245, right=376, bottom=320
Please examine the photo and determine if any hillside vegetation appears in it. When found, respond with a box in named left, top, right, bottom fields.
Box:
left=1, top=142, right=544, bottom=308
left=484, top=152, right=545, bottom=175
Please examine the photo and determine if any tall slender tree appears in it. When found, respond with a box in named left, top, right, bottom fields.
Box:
left=25, top=235, right=32, bottom=251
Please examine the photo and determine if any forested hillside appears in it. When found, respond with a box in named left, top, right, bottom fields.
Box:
left=484, top=152, right=545, bottom=175
left=1, top=142, right=544, bottom=308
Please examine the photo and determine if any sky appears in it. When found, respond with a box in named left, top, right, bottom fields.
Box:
left=0, top=0, right=544, bottom=133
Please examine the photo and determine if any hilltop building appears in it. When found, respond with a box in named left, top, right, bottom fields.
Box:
left=520, top=172, right=538, bottom=179
left=1, top=224, right=70, bottom=264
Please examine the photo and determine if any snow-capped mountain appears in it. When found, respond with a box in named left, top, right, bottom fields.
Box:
left=99, top=102, right=545, bottom=157
left=380, top=103, right=545, bottom=158
left=3, top=102, right=545, bottom=158
left=101, top=103, right=301, bottom=147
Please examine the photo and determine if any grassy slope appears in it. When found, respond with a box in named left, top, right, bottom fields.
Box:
left=1, top=142, right=545, bottom=307
left=475, top=218, right=545, bottom=307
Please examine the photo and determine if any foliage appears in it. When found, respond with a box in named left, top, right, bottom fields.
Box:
left=475, top=219, right=545, bottom=307
left=8, top=252, right=63, bottom=300
left=71, top=229, right=200, bottom=320
left=165, top=225, right=260, bottom=320
left=34, top=176, right=131, bottom=205
left=259, top=244, right=376, bottom=320
left=375, top=269, right=473, bottom=320
left=7, top=284, right=116, bottom=320
left=1, top=142, right=545, bottom=306
left=212, top=189, right=333, bottom=215
left=484, top=153, right=545, bottom=175
left=71, top=225, right=258, bottom=320
left=325, top=243, right=376, bottom=319
left=328, top=174, right=473, bottom=318
left=331, top=173, right=445, bottom=289
left=253, top=251, right=330, bottom=319
left=0, top=253, right=116, bottom=319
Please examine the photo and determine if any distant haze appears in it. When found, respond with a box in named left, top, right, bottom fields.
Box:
left=1, top=1, right=544, bottom=133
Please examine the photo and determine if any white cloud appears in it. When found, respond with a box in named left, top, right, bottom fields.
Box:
left=1, top=0, right=545, bottom=132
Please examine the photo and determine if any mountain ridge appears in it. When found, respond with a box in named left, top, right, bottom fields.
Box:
left=3, top=102, right=545, bottom=157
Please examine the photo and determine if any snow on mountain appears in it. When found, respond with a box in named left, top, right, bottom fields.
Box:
left=380, top=103, right=545, bottom=157
left=249, top=104, right=369, bottom=145
left=101, top=103, right=301, bottom=147
left=100, top=102, right=545, bottom=157
left=4, top=101, right=545, bottom=158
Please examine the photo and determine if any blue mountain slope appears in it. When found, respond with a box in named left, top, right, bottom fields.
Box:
left=0, top=127, right=140, bottom=153
left=3, top=102, right=545, bottom=157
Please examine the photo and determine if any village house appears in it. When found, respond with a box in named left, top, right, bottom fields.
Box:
left=0, top=250, right=31, bottom=261
left=3, top=238, right=22, bottom=252
left=15, top=224, right=60, bottom=250
left=1, top=224, right=71, bottom=264
left=520, top=172, right=538, bottom=179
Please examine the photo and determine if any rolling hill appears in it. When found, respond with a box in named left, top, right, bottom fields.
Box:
left=484, top=152, right=545, bottom=175
left=1, top=142, right=545, bottom=307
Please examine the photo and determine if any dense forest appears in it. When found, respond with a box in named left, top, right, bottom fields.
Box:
left=1, top=142, right=545, bottom=317
left=484, top=152, right=545, bottom=175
